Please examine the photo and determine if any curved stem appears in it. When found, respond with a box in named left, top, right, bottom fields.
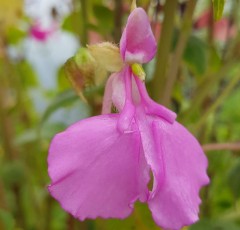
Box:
left=134, top=76, right=176, bottom=123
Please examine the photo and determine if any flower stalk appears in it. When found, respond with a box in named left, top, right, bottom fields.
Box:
left=150, top=0, right=178, bottom=102
left=162, top=0, right=197, bottom=107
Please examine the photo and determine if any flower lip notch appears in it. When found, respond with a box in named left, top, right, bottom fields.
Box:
left=48, top=3, right=209, bottom=230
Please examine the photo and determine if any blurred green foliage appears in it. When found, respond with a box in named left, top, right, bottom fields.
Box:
left=212, top=0, right=225, bottom=21
left=0, top=0, right=240, bottom=230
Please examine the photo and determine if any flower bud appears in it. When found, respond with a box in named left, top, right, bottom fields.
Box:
left=88, top=42, right=124, bottom=73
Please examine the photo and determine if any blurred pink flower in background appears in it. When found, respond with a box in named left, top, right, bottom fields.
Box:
left=194, top=9, right=236, bottom=42
left=48, top=7, right=209, bottom=230
left=29, top=21, right=57, bottom=41
left=7, top=0, right=85, bottom=124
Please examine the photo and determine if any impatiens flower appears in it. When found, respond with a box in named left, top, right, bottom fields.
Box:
left=48, top=6, right=209, bottom=230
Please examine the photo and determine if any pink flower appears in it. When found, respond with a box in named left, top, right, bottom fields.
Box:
left=48, top=7, right=209, bottom=230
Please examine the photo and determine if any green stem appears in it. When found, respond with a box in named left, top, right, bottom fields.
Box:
left=45, top=196, right=53, bottom=230
left=194, top=74, right=240, bottom=131
left=0, top=180, right=7, bottom=210
left=113, top=0, right=123, bottom=43
left=67, top=214, right=75, bottom=230
left=162, top=0, right=197, bottom=107
left=207, top=3, right=214, bottom=45
left=0, top=39, right=27, bottom=228
left=150, top=0, right=178, bottom=102
left=0, top=53, right=17, bottom=160
left=80, top=0, right=88, bottom=45
left=222, top=0, right=239, bottom=60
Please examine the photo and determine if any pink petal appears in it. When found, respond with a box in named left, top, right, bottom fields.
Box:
left=30, top=21, right=57, bottom=41
left=48, top=115, right=149, bottom=220
left=112, top=71, right=125, bottom=111
left=136, top=108, right=165, bottom=197
left=147, top=120, right=209, bottom=230
left=117, top=67, right=135, bottom=133
left=120, top=8, right=157, bottom=63
left=194, top=10, right=211, bottom=29
left=102, top=74, right=115, bottom=114
left=134, top=76, right=176, bottom=124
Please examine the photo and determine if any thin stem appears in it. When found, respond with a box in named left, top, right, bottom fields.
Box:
left=45, top=196, right=53, bottom=230
left=113, top=0, right=123, bottom=43
left=80, top=0, right=88, bottom=45
left=207, top=2, right=214, bottom=45
left=150, top=0, right=178, bottom=102
left=202, top=142, right=240, bottom=152
left=0, top=38, right=28, bottom=228
left=0, top=41, right=17, bottom=160
left=222, top=0, right=239, bottom=60
left=133, top=205, right=151, bottom=230
left=67, top=214, right=75, bottom=230
left=0, top=180, right=7, bottom=210
left=162, top=0, right=197, bottom=107
left=0, top=101, right=16, bottom=160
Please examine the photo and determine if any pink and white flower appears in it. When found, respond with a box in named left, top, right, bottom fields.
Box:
left=48, top=7, right=209, bottom=230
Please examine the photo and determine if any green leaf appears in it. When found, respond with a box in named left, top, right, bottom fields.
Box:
left=6, top=26, right=26, bottom=45
left=0, top=210, right=15, bottom=230
left=1, top=161, right=26, bottom=187
left=93, top=5, right=113, bottom=34
left=14, top=129, right=39, bottom=145
left=227, top=159, right=240, bottom=199
left=212, top=0, right=225, bottom=21
left=218, top=89, right=240, bottom=123
left=62, top=10, right=82, bottom=36
left=40, top=90, right=78, bottom=125
left=190, top=219, right=240, bottom=230
left=57, top=66, right=71, bottom=92
left=50, top=202, right=68, bottom=230
left=17, top=60, right=38, bottom=88
left=184, top=36, right=207, bottom=75
left=217, top=89, right=240, bottom=140
left=207, top=46, right=221, bottom=74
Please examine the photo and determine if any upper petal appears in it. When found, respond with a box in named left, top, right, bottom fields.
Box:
left=48, top=115, right=149, bottom=220
left=120, top=8, right=157, bottom=63
left=147, top=120, right=209, bottom=230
